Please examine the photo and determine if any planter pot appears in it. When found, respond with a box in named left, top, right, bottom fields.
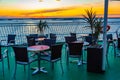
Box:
left=87, top=45, right=104, bottom=73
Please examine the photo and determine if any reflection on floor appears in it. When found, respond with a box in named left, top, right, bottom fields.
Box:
left=1, top=43, right=120, bottom=80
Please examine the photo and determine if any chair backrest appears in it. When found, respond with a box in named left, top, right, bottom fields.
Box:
left=42, top=39, right=56, bottom=46
left=26, top=36, right=35, bottom=46
left=107, top=34, right=113, bottom=41
left=13, top=46, right=28, bottom=62
left=29, top=34, right=38, bottom=39
left=8, top=34, right=16, bottom=44
left=85, top=36, right=92, bottom=44
left=50, top=33, right=57, bottom=42
left=50, top=33, right=56, bottom=38
left=50, top=44, right=63, bottom=60
left=70, top=33, right=76, bottom=38
left=65, top=36, right=77, bottom=43
left=68, top=42, right=83, bottom=56
left=89, top=34, right=92, bottom=36
left=38, top=34, right=47, bottom=38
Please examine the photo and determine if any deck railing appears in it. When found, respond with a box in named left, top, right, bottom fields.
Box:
left=0, top=21, right=120, bottom=44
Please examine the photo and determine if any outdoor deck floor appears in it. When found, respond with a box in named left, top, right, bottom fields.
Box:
left=1, top=43, right=120, bottom=80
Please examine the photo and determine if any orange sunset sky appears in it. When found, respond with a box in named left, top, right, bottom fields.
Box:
left=0, top=0, right=120, bottom=18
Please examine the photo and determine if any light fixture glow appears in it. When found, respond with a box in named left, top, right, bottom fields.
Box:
left=39, top=0, right=60, bottom=2
left=39, top=0, right=43, bottom=2
left=55, top=0, right=61, bottom=1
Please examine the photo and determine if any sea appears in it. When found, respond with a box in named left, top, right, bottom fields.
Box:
left=0, top=18, right=120, bottom=43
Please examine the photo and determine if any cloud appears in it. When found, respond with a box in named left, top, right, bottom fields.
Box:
left=21, top=6, right=77, bottom=16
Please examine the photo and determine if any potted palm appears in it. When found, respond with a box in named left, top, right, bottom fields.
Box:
left=36, top=20, right=49, bottom=35
left=83, top=8, right=104, bottom=73
left=83, top=8, right=103, bottom=45
left=94, top=17, right=103, bottom=43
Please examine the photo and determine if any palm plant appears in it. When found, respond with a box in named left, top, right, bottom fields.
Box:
left=83, top=8, right=97, bottom=37
left=94, top=17, right=103, bottom=40
left=83, top=8, right=103, bottom=44
left=37, top=20, right=49, bottom=35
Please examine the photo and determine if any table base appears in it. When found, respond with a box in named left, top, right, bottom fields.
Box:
left=31, top=67, right=47, bottom=75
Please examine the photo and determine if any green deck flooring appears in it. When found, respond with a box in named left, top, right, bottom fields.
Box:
left=1, top=44, right=120, bottom=80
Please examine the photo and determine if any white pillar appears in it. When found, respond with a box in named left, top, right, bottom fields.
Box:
left=102, top=0, right=109, bottom=71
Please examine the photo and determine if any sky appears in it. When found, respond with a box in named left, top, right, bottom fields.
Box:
left=0, top=0, right=120, bottom=18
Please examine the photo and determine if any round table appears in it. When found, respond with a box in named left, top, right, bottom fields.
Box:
left=35, top=38, right=45, bottom=42
left=28, top=45, right=49, bottom=52
left=27, top=45, right=50, bottom=75
left=72, top=40, right=89, bottom=46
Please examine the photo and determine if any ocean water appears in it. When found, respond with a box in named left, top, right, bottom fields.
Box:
left=1, top=18, right=120, bottom=32
left=0, top=18, right=120, bottom=43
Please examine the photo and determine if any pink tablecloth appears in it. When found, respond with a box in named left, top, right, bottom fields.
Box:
left=28, top=45, right=49, bottom=52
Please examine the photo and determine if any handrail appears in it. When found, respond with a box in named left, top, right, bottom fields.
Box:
left=0, top=21, right=120, bottom=44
